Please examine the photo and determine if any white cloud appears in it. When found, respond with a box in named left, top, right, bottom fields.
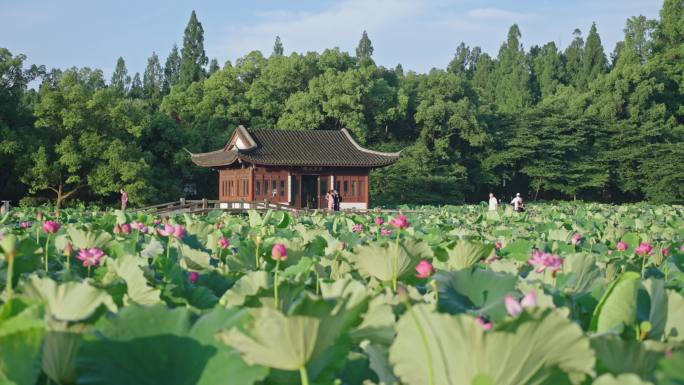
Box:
left=467, top=7, right=534, bottom=21
left=207, top=0, right=424, bottom=61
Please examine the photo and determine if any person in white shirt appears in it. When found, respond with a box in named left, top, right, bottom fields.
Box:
left=511, top=193, right=524, bottom=212
left=488, top=193, right=498, bottom=211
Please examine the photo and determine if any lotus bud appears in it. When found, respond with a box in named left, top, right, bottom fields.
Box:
left=36, top=212, right=44, bottom=221
left=0, top=234, right=19, bottom=262
left=188, top=271, right=199, bottom=284
left=338, top=241, right=346, bottom=251
left=218, top=236, right=230, bottom=249
left=396, top=284, right=409, bottom=302
left=63, top=242, right=73, bottom=256
left=271, top=243, right=287, bottom=261
left=120, top=223, right=131, bottom=234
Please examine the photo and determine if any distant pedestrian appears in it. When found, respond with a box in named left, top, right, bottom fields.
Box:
left=333, top=190, right=341, bottom=211
left=488, top=193, right=498, bottom=211
left=511, top=193, right=525, bottom=212
left=325, top=190, right=334, bottom=211
left=120, top=189, right=128, bottom=211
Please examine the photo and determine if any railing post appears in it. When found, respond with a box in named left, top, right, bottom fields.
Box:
left=180, top=197, right=186, bottom=206
left=202, top=198, right=207, bottom=209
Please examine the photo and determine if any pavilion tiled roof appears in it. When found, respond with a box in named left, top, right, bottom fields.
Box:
left=190, top=127, right=400, bottom=168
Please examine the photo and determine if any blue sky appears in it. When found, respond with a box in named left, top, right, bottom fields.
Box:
left=1, top=0, right=662, bottom=77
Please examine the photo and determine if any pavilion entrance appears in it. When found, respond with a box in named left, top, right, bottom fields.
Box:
left=301, top=175, right=318, bottom=209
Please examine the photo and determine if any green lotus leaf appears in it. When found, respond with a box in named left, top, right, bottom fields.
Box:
left=663, top=289, right=684, bottom=342
left=656, top=350, right=684, bottom=385
left=20, top=276, right=117, bottom=322
left=501, top=239, right=533, bottom=262
left=590, top=335, right=660, bottom=380
left=107, top=254, right=161, bottom=305
left=590, top=271, right=641, bottom=333
left=362, top=340, right=399, bottom=385
left=389, top=305, right=594, bottom=385
left=434, top=268, right=518, bottom=320
left=42, top=330, right=82, bottom=385
left=179, top=243, right=213, bottom=270
left=444, top=240, right=494, bottom=269
left=219, top=271, right=272, bottom=307
left=219, top=307, right=321, bottom=371
left=0, top=298, right=45, bottom=385
left=66, top=226, right=113, bottom=249
left=592, top=373, right=653, bottom=385
left=76, top=304, right=266, bottom=385
left=352, top=242, right=418, bottom=282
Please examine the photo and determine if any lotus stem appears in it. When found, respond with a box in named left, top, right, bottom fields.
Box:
left=299, top=365, right=310, bottom=385
left=641, top=254, right=647, bottom=279
left=255, top=237, right=260, bottom=269
left=392, top=230, right=400, bottom=292
left=5, top=256, right=13, bottom=298
left=44, top=234, right=50, bottom=273
left=166, top=237, right=172, bottom=260
left=274, top=259, right=280, bottom=309
left=405, top=301, right=435, bottom=385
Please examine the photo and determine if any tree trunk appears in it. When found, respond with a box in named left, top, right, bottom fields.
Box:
left=55, top=183, right=63, bottom=211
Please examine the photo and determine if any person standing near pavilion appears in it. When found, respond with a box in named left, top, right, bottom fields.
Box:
left=488, top=193, right=498, bottom=211
left=333, top=190, right=341, bottom=211
left=120, top=189, right=128, bottom=211
left=326, top=190, right=334, bottom=211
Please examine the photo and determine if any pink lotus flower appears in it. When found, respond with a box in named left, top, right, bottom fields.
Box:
left=131, top=221, right=148, bottom=233
left=19, top=221, right=31, bottom=229
left=375, top=217, right=384, bottom=226
left=415, top=259, right=434, bottom=278
left=76, top=247, right=105, bottom=267
left=352, top=224, right=364, bottom=233
left=505, top=291, right=537, bottom=317
left=635, top=242, right=653, bottom=256
left=120, top=223, right=131, bottom=234
left=154, top=219, right=161, bottom=226
left=42, top=220, right=61, bottom=234
left=218, top=236, right=230, bottom=249
left=571, top=233, right=582, bottom=245
left=188, top=271, right=199, bottom=283
left=389, top=215, right=409, bottom=229
left=476, top=316, right=493, bottom=331
left=495, top=242, right=503, bottom=249
left=662, top=248, right=669, bottom=257
left=271, top=243, right=287, bottom=261
left=680, top=245, right=684, bottom=252
left=380, top=228, right=392, bottom=236
left=63, top=242, right=73, bottom=256
left=158, top=224, right=185, bottom=239
left=528, top=250, right=563, bottom=273
left=616, top=241, right=629, bottom=251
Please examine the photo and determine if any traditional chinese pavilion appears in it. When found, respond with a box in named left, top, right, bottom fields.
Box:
left=189, top=126, right=400, bottom=209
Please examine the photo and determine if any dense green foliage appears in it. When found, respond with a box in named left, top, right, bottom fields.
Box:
left=1, top=2, right=683, bottom=207
left=1, top=203, right=684, bottom=384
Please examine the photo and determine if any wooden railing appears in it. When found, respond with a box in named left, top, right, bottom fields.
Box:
left=136, top=198, right=421, bottom=216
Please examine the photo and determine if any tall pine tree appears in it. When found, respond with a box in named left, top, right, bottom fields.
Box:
left=272, top=36, right=284, bottom=57
left=179, top=10, right=208, bottom=86
left=356, top=30, right=374, bottom=65
left=129, top=72, right=143, bottom=98
left=143, top=52, right=163, bottom=102
left=564, top=29, right=584, bottom=88
left=494, top=25, right=532, bottom=112
left=163, top=44, right=181, bottom=94
left=110, top=57, right=130, bottom=95
left=579, top=22, right=608, bottom=88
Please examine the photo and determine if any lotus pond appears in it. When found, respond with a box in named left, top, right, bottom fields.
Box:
left=1, top=203, right=684, bottom=385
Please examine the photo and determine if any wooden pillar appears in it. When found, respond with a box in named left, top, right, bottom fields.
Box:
left=365, top=173, right=370, bottom=208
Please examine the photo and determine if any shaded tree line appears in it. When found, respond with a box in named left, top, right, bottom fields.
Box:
left=1, top=4, right=683, bottom=207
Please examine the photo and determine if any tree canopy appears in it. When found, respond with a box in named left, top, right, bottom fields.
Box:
left=2, top=4, right=683, bottom=207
